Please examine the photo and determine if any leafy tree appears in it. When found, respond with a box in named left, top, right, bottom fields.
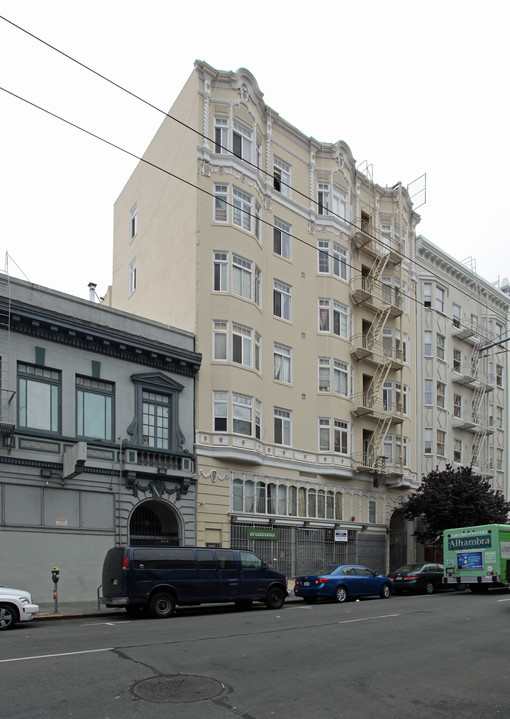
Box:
left=399, top=464, right=510, bottom=544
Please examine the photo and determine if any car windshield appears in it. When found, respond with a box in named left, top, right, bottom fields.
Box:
left=393, top=564, right=426, bottom=573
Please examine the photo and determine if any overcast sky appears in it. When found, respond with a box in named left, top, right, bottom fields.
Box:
left=1, top=1, right=508, bottom=301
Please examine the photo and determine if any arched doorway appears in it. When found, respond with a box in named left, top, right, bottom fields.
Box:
left=389, top=509, right=408, bottom=572
left=129, top=500, right=181, bottom=546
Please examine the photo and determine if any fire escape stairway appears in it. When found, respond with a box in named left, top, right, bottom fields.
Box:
left=366, top=306, right=392, bottom=350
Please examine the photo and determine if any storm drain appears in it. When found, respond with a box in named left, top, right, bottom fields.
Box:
left=132, top=674, right=225, bottom=703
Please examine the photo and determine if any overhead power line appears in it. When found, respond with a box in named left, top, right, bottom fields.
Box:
left=0, top=14, right=508, bottom=343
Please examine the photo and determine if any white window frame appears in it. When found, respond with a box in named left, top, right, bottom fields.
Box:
left=274, top=218, right=292, bottom=259
left=214, top=116, right=229, bottom=154
left=318, top=357, right=331, bottom=392
left=274, top=407, right=292, bottom=446
left=332, top=185, right=348, bottom=223
left=213, top=321, right=228, bottom=361
left=129, top=257, right=137, bottom=295
left=318, top=182, right=330, bottom=215
left=232, top=255, right=253, bottom=299
left=214, top=183, right=229, bottom=223
left=333, top=360, right=349, bottom=396
left=213, top=251, right=228, bottom=292
left=232, top=186, right=253, bottom=232
left=273, top=280, right=292, bottom=321
left=425, top=428, right=432, bottom=454
left=232, top=323, right=253, bottom=367
left=274, top=343, right=292, bottom=384
left=232, top=120, right=253, bottom=162
left=273, top=156, right=291, bottom=197
left=129, top=203, right=137, bottom=239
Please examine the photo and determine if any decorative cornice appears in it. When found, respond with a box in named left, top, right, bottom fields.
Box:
left=4, top=301, right=201, bottom=377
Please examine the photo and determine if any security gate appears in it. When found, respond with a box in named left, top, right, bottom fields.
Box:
left=231, top=522, right=367, bottom=578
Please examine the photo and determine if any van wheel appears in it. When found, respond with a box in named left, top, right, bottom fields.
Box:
left=148, top=593, right=176, bottom=618
left=265, top=587, right=286, bottom=609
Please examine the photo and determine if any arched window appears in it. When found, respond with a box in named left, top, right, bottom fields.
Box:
left=277, top=485, right=287, bottom=515
left=317, top=489, right=325, bottom=518
left=256, top=481, right=266, bottom=513
left=308, top=489, right=316, bottom=517
left=245, top=480, right=255, bottom=512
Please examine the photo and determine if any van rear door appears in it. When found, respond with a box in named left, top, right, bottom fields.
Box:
left=102, top=547, right=126, bottom=599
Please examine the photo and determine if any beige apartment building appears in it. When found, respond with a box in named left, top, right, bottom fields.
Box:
left=105, top=61, right=421, bottom=575
left=415, top=237, right=510, bottom=514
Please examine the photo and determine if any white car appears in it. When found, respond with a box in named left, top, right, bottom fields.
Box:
left=0, top=586, right=39, bottom=630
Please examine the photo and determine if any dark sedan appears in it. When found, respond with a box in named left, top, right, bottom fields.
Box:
left=388, top=563, right=463, bottom=594
left=294, top=564, right=393, bottom=603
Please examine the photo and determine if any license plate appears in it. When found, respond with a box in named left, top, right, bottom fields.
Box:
left=303, top=581, right=310, bottom=586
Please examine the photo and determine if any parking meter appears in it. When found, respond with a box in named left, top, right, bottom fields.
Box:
left=51, top=567, right=60, bottom=613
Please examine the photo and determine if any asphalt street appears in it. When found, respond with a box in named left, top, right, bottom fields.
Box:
left=2, top=589, right=509, bottom=719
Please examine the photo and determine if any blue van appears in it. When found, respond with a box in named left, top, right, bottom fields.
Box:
left=101, top=546, right=288, bottom=617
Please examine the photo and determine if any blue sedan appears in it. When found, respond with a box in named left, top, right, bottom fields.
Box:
left=294, top=564, right=394, bottom=603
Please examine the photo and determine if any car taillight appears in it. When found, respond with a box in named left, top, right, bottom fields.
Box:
left=404, top=575, right=420, bottom=580
left=294, top=579, right=300, bottom=586
left=122, top=557, right=129, bottom=570
left=315, top=578, right=328, bottom=585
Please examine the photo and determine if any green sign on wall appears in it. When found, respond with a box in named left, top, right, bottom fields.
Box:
left=247, top=529, right=279, bottom=541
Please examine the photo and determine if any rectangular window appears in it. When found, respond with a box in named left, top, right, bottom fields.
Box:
left=232, top=187, right=253, bottom=232
left=424, top=379, right=433, bottom=405
left=437, top=334, right=445, bottom=361
left=273, top=156, right=291, bottom=197
left=273, top=218, right=291, bottom=259
left=318, top=182, right=330, bottom=215
left=255, top=202, right=261, bottom=243
left=214, top=116, right=228, bottom=154
left=424, top=428, right=432, bottom=454
left=436, top=286, right=445, bottom=313
left=334, top=420, right=349, bottom=455
left=319, top=418, right=330, bottom=451
left=129, top=257, right=137, bottom=295
left=214, top=184, right=228, bottom=222
left=334, top=360, right=349, bottom=396
left=142, top=391, right=171, bottom=448
left=18, top=363, right=60, bottom=433
left=497, top=448, right=504, bottom=471
left=453, top=393, right=462, bottom=418
left=233, top=120, right=252, bottom=161
left=423, top=283, right=432, bottom=308
left=318, top=357, right=330, bottom=392
left=453, top=349, right=462, bottom=373
left=274, top=407, right=292, bottom=446
left=232, top=324, right=253, bottom=367
left=232, top=393, right=252, bottom=436
left=318, top=298, right=330, bottom=332
left=273, top=280, right=291, bottom=320
left=255, top=333, right=261, bottom=372
left=424, top=331, right=432, bottom=356
left=76, top=376, right=114, bottom=441
left=332, top=301, right=349, bottom=338
left=452, top=303, right=461, bottom=328
left=213, top=321, right=228, bottom=361
left=142, top=390, right=171, bottom=449
left=437, top=430, right=446, bottom=456
left=274, top=343, right=292, bottom=383
left=332, top=185, right=348, bottom=222
left=213, top=251, right=228, bottom=291
left=369, top=500, right=376, bottom=524
left=129, top=203, right=137, bottom=239
left=255, top=266, right=261, bottom=307
left=454, top=439, right=462, bottom=463
left=213, top=391, right=228, bottom=432
left=396, top=383, right=409, bottom=414
left=496, top=364, right=503, bottom=387
left=497, top=405, right=504, bottom=429
left=318, top=240, right=330, bottom=273
left=437, top=382, right=446, bottom=409
left=232, top=255, right=252, bottom=299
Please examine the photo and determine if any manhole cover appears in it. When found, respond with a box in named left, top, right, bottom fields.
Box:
left=132, top=675, right=225, bottom=703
